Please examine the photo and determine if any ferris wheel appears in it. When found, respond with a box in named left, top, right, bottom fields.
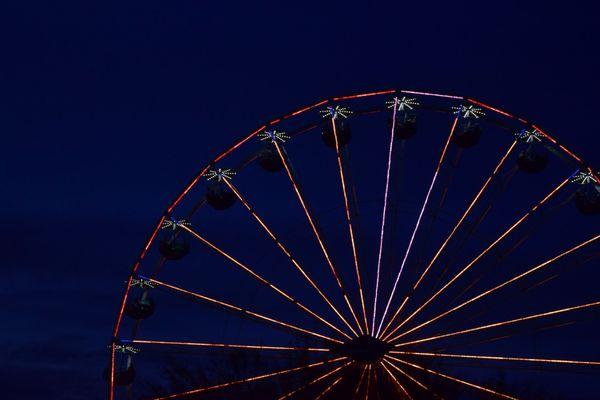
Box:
left=107, top=89, right=600, bottom=399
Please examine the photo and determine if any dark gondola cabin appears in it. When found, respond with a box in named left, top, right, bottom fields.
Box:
left=257, top=144, right=284, bottom=172
left=387, top=112, right=418, bottom=140
left=575, top=183, right=600, bottom=215
left=322, top=118, right=352, bottom=148
left=206, top=182, right=237, bottom=210
left=158, top=237, right=190, bottom=260
left=453, top=121, right=482, bottom=148
left=518, top=145, right=549, bottom=173
left=125, top=296, right=155, bottom=320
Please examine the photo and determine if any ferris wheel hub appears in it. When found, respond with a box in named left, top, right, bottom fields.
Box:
left=332, top=334, right=392, bottom=364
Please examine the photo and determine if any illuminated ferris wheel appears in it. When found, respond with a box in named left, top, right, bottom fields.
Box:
left=107, top=89, right=600, bottom=399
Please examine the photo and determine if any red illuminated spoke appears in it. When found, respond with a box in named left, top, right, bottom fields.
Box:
left=394, top=300, right=600, bottom=348
left=382, top=358, right=442, bottom=399
left=371, top=367, right=380, bottom=399
left=379, top=140, right=518, bottom=338
left=353, top=364, right=368, bottom=398
left=129, top=339, right=330, bottom=353
left=180, top=224, right=352, bottom=340
left=147, top=277, right=343, bottom=344
left=315, top=376, right=343, bottom=400
left=223, top=179, right=358, bottom=338
left=390, top=350, right=600, bottom=367
left=364, top=364, right=373, bottom=400
left=330, top=116, right=369, bottom=334
left=389, top=234, right=600, bottom=342
left=153, top=357, right=346, bottom=400
left=375, top=114, right=460, bottom=337
left=380, top=361, right=413, bottom=399
left=277, top=361, right=351, bottom=400
left=273, top=140, right=362, bottom=336
left=382, top=176, right=571, bottom=341
left=387, top=356, right=519, bottom=400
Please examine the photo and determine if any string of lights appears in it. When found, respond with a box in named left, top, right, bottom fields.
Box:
left=382, top=358, right=441, bottom=398
left=386, top=356, right=519, bottom=399
left=223, top=178, right=358, bottom=338
left=390, top=350, right=600, bottom=366
left=273, top=140, right=363, bottom=337
left=389, top=233, right=600, bottom=342
left=380, top=360, right=413, bottom=399
left=376, top=112, right=460, bottom=338
left=394, top=300, right=600, bottom=348
left=372, top=97, right=399, bottom=335
left=382, top=176, right=572, bottom=341
left=379, top=140, right=518, bottom=339
left=329, top=112, right=369, bottom=334
left=153, top=357, right=347, bottom=400
left=277, top=361, right=351, bottom=400
left=180, top=224, right=352, bottom=340
left=146, top=277, right=343, bottom=344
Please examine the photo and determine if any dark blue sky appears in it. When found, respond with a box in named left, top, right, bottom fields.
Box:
left=2, top=1, right=599, bottom=399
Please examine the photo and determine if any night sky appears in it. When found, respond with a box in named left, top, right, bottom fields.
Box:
left=2, top=1, right=600, bottom=399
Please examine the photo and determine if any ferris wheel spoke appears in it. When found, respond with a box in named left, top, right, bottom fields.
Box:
left=393, top=300, right=600, bottom=348
left=389, top=233, right=600, bottom=341
left=379, top=360, right=413, bottom=399
left=370, top=365, right=379, bottom=399
left=381, top=140, right=517, bottom=336
left=273, top=140, right=362, bottom=336
left=352, top=364, right=368, bottom=399
left=382, top=175, right=573, bottom=341
left=372, top=99, right=399, bottom=337
left=429, top=313, right=588, bottom=354
left=386, top=356, right=519, bottom=400
left=179, top=224, right=352, bottom=340
left=390, top=350, right=600, bottom=367
left=423, top=166, right=519, bottom=297
left=378, top=140, right=518, bottom=340
left=314, top=376, right=343, bottom=400
left=363, top=364, right=373, bottom=400
left=152, top=357, right=347, bottom=400
left=145, top=277, right=343, bottom=344
left=330, top=115, right=369, bottom=335
left=413, top=140, right=518, bottom=290
left=375, top=113, right=460, bottom=338
left=222, top=179, right=358, bottom=339
left=125, top=339, right=330, bottom=353
left=382, top=357, right=443, bottom=399
left=277, top=360, right=351, bottom=400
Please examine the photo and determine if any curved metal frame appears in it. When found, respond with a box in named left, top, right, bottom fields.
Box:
left=108, top=88, right=599, bottom=400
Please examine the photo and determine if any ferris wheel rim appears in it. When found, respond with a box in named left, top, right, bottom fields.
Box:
left=108, top=88, right=599, bottom=400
